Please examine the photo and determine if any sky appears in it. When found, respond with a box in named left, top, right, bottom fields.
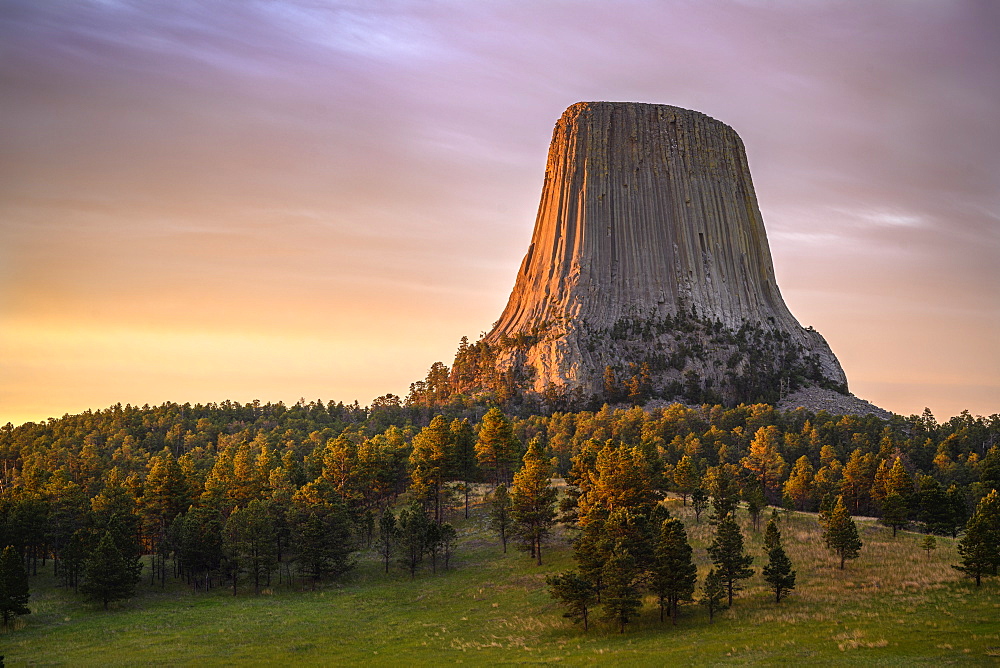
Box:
left=1, top=0, right=998, bottom=426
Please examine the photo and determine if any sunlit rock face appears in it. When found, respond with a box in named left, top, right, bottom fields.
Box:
left=471, top=102, right=847, bottom=406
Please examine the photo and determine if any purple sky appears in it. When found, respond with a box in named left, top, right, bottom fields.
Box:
left=2, top=0, right=998, bottom=424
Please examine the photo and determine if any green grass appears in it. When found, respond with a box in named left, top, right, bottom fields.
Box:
left=5, top=502, right=999, bottom=666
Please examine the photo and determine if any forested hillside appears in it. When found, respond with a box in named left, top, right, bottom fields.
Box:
left=1, top=398, right=998, bottom=629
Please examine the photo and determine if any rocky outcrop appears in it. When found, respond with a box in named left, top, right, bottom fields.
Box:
left=451, top=102, right=847, bottom=408
left=776, top=387, right=892, bottom=420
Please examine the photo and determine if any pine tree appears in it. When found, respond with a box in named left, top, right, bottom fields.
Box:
left=509, top=438, right=558, bottom=565
left=699, top=568, right=726, bottom=622
left=223, top=500, right=278, bottom=595
left=546, top=571, right=597, bottom=631
left=0, top=546, right=30, bottom=628
left=291, top=503, right=354, bottom=586
left=673, top=455, right=697, bottom=506
left=741, top=426, right=786, bottom=503
left=449, top=418, right=480, bottom=518
left=80, top=531, right=142, bottom=610
left=953, top=489, right=999, bottom=587
left=762, top=524, right=796, bottom=604
left=475, top=408, right=519, bottom=486
left=601, top=549, right=642, bottom=633
left=174, top=507, right=224, bottom=590
left=691, top=487, right=709, bottom=524
left=651, top=518, right=697, bottom=624
left=409, top=415, right=452, bottom=523
left=707, top=514, right=754, bottom=606
left=879, top=493, right=908, bottom=537
left=763, top=516, right=781, bottom=552
left=488, top=484, right=512, bottom=553
left=823, top=497, right=863, bottom=569
left=707, top=464, right=741, bottom=520
left=783, top=456, right=815, bottom=511
left=396, top=503, right=430, bottom=578
left=377, top=507, right=397, bottom=574
left=745, top=485, right=765, bottom=531
left=440, top=523, right=457, bottom=570
left=920, top=534, right=936, bottom=560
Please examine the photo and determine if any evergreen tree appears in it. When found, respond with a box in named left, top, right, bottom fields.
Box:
left=691, top=487, right=709, bottom=524
left=546, top=571, right=597, bottom=631
left=440, top=523, right=457, bottom=570
left=291, top=503, right=354, bottom=586
left=744, top=485, right=765, bottom=532
left=396, top=503, right=430, bottom=578
left=707, top=464, right=741, bottom=520
left=377, top=507, right=397, bottom=574
left=0, top=546, right=30, bottom=628
left=509, top=438, right=558, bottom=565
left=763, top=516, right=781, bottom=552
left=885, top=457, right=915, bottom=502
left=223, top=500, right=278, bottom=595
left=174, top=507, right=224, bottom=590
left=741, top=426, right=786, bottom=503
left=920, top=534, right=936, bottom=560
left=673, top=455, right=697, bottom=506
left=707, top=514, right=754, bottom=606
left=449, top=418, right=480, bottom=518
left=488, top=484, right=512, bottom=553
left=879, top=493, right=908, bottom=537
left=823, top=497, right=863, bottom=569
left=80, top=531, right=142, bottom=610
left=601, top=549, right=642, bottom=633
left=409, top=415, right=452, bottom=523
left=762, top=525, right=796, bottom=604
left=783, top=456, right=815, bottom=511
left=651, top=518, right=697, bottom=624
left=699, top=568, right=726, bottom=622
left=953, top=489, right=999, bottom=587
left=475, top=408, right=519, bottom=486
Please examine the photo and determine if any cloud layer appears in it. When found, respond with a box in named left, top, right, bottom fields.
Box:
left=2, top=0, right=998, bottom=423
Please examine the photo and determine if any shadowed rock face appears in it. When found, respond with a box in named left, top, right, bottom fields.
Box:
left=470, top=102, right=847, bottom=406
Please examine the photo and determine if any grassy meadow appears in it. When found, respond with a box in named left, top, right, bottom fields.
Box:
left=4, top=497, right=999, bottom=666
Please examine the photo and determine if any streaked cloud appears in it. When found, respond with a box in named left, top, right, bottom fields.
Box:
left=1, top=0, right=997, bottom=423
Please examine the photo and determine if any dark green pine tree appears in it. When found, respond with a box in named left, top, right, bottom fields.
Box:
left=223, top=500, right=278, bottom=595
left=0, top=546, right=31, bottom=628
left=953, top=489, right=999, bottom=587
left=377, top=507, right=397, bottom=574
left=651, top=518, right=697, bottom=624
left=396, top=503, right=430, bottom=578
left=823, top=497, right=863, bottom=569
left=709, top=464, right=741, bottom=521
left=699, top=568, right=726, bottom=622
left=879, top=493, right=908, bottom=537
left=707, top=514, right=754, bottom=606
left=449, top=418, right=480, bottom=519
left=601, top=549, right=642, bottom=633
left=762, top=537, right=796, bottom=603
left=80, top=531, right=142, bottom=610
left=293, top=504, right=355, bottom=587
left=488, top=484, right=512, bottom=553
left=691, top=487, right=709, bottom=524
left=509, top=437, right=559, bottom=565
left=546, top=570, right=598, bottom=631
left=763, top=516, right=782, bottom=552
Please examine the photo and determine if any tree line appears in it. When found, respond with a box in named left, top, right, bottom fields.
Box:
left=1, top=398, right=998, bottom=628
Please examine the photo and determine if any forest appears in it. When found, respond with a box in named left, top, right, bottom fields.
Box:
left=1, top=391, right=998, bottom=647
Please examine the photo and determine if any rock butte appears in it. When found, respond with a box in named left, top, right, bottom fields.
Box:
left=461, top=101, right=848, bottom=406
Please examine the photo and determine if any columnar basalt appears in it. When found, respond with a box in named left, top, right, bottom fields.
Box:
left=448, top=102, right=847, bottom=408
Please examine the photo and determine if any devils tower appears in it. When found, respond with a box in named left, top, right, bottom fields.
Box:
left=441, top=102, right=848, bottom=409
